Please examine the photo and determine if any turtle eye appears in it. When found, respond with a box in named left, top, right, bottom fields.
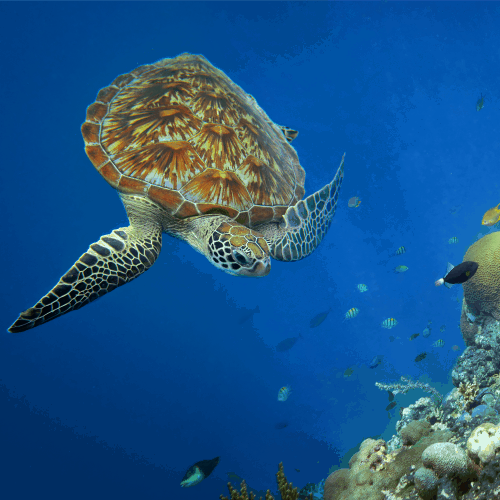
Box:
left=232, top=249, right=250, bottom=266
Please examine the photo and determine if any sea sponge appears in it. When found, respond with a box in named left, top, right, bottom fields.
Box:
left=462, top=232, right=500, bottom=320
left=467, top=422, right=500, bottom=465
left=400, top=420, right=431, bottom=446
left=414, top=467, right=438, bottom=500
left=422, top=442, right=473, bottom=478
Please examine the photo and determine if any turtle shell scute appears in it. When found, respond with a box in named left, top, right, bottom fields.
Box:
left=82, top=53, right=306, bottom=224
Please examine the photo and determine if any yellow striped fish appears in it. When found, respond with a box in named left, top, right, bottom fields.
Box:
left=381, top=318, right=398, bottom=329
left=395, top=246, right=406, bottom=256
left=345, top=307, right=360, bottom=320
left=448, top=237, right=458, bottom=244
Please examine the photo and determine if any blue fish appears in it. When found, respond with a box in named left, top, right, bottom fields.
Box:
left=369, top=355, right=383, bottom=369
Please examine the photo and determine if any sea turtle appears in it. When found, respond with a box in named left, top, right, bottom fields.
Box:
left=9, top=53, right=345, bottom=333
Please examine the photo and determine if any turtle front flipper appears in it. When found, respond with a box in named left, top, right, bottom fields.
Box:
left=258, top=154, right=344, bottom=262
left=8, top=224, right=162, bottom=333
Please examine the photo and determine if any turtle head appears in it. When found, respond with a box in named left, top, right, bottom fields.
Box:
left=205, top=220, right=271, bottom=277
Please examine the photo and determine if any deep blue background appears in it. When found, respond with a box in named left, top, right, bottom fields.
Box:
left=2, top=2, right=500, bottom=499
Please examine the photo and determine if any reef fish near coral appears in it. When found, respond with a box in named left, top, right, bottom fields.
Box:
left=310, top=309, right=331, bottom=328
left=275, top=335, right=302, bottom=352
left=435, top=261, right=479, bottom=287
left=369, top=355, right=383, bottom=368
left=415, top=352, right=427, bottom=362
left=357, top=284, right=368, bottom=292
left=345, top=307, right=360, bottom=320
left=422, top=327, right=431, bottom=338
left=180, top=456, right=220, bottom=487
left=278, top=385, right=291, bottom=401
left=476, top=93, right=485, bottom=111
left=394, top=246, right=406, bottom=256
left=481, top=203, right=500, bottom=226
left=448, top=236, right=459, bottom=244
left=344, top=366, right=355, bottom=377
left=348, top=196, right=361, bottom=208
left=394, top=265, right=408, bottom=273
left=409, top=333, right=420, bottom=341
left=386, top=401, right=397, bottom=411
left=381, top=318, right=398, bottom=329
left=432, top=339, right=445, bottom=348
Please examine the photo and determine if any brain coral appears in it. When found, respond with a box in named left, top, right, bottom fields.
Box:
left=462, top=232, right=500, bottom=319
left=414, top=467, right=439, bottom=500
left=422, top=442, right=472, bottom=478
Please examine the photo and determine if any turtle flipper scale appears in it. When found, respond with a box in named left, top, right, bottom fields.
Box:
left=259, top=154, right=344, bottom=262
left=8, top=225, right=162, bottom=333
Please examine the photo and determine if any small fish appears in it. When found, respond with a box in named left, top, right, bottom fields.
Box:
left=348, top=196, right=361, bottom=208
left=345, top=307, right=360, bottom=320
left=427, top=320, right=432, bottom=326
left=448, top=237, right=459, bottom=244
left=394, top=265, right=408, bottom=273
left=381, top=318, right=398, bottom=329
left=432, top=339, right=445, bottom=348
left=386, top=401, right=397, bottom=411
left=440, top=325, right=446, bottom=333
left=369, top=355, right=383, bottom=368
left=275, top=421, right=289, bottom=430
left=482, top=203, right=500, bottom=226
left=409, top=333, right=419, bottom=341
left=295, top=469, right=300, bottom=473
left=275, top=335, right=302, bottom=352
left=476, top=93, right=485, bottom=111
left=422, top=327, right=431, bottom=338
left=395, top=246, right=406, bottom=256
left=278, top=385, right=291, bottom=402
left=344, top=366, right=355, bottom=377
left=181, top=457, right=220, bottom=487
left=466, top=312, right=476, bottom=323
left=452, top=345, right=460, bottom=351
left=435, top=261, right=479, bottom=287
left=415, top=352, right=427, bottom=362
left=310, top=309, right=332, bottom=328
left=388, top=391, right=395, bottom=402
left=357, top=284, right=368, bottom=293
left=389, top=335, right=396, bottom=342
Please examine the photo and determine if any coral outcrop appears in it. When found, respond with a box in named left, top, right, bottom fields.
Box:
left=467, top=423, right=500, bottom=465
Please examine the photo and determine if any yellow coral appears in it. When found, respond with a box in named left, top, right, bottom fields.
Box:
left=463, top=232, right=500, bottom=319
left=458, top=376, right=480, bottom=412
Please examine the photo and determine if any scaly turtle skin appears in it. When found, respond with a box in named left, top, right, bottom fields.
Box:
left=9, top=53, right=345, bottom=333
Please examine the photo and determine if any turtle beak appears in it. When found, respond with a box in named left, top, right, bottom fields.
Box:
left=240, top=259, right=271, bottom=277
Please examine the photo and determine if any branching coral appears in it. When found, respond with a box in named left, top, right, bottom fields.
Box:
left=220, top=463, right=312, bottom=500
left=375, top=376, right=442, bottom=406
left=458, top=375, right=480, bottom=413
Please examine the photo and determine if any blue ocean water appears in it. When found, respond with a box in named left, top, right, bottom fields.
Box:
left=1, top=2, right=500, bottom=498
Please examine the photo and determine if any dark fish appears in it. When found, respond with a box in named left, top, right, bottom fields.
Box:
left=275, top=421, right=289, bottom=430
left=238, top=305, right=260, bottom=324
left=386, top=401, right=397, bottom=411
left=344, top=366, right=355, bottom=377
left=440, top=325, right=446, bottom=333
left=310, top=308, right=332, bottom=328
left=180, top=456, right=220, bottom=487
left=388, top=391, right=394, bottom=402
left=275, top=335, right=302, bottom=352
left=389, top=336, right=396, bottom=342
left=435, top=261, right=479, bottom=287
left=369, top=355, right=383, bottom=369
left=409, top=333, right=419, bottom=341
left=295, top=469, right=300, bottom=473
left=395, top=246, right=406, bottom=256
left=415, top=352, right=427, bottom=363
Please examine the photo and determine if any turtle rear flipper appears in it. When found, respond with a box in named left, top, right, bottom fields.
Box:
left=9, top=220, right=162, bottom=333
left=258, top=154, right=344, bottom=261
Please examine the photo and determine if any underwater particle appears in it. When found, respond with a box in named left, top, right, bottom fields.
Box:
left=357, top=283, right=368, bottom=292
left=448, top=236, right=459, bottom=244
left=345, top=307, right=360, bottom=320
left=275, top=335, right=302, bottom=352
left=409, top=333, right=420, bottom=341
left=395, top=246, right=406, bottom=256
left=381, top=318, right=398, bottom=329
left=348, top=196, right=361, bottom=208
left=394, top=265, right=408, bottom=273
left=369, top=355, right=383, bottom=368
left=476, top=93, right=485, bottom=111
left=415, top=352, right=427, bottom=362
left=386, top=401, right=397, bottom=411
left=481, top=203, right=500, bottom=226
left=344, top=366, right=355, bottom=377
left=432, top=339, right=445, bottom=348
left=452, top=345, right=460, bottom=351
left=440, top=325, right=446, bottom=332
left=422, top=327, right=431, bottom=338
left=278, top=385, right=291, bottom=402
left=310, top=308, right=331, bottom=328
left=435, top=261, right=479, bottom=287
left=180, top=456, right=220, bottom=487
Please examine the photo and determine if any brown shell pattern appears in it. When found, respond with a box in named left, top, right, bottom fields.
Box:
left=82, top=53, right=305, bottom=225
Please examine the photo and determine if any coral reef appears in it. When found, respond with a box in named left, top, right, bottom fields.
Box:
left=220, top=463, right=311, bottom=500
left=400, top=420, right=432, bottom=446
left=462, top=232, right=500, bottom=320
left=467, top=423, right=500, bottom=465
